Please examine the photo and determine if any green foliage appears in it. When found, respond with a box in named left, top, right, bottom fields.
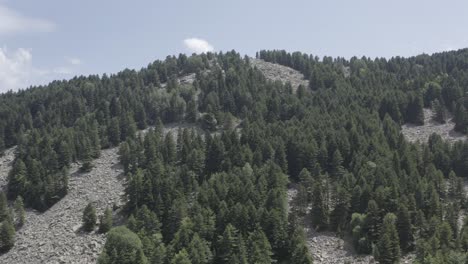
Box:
left=311, top=180, right=329, bottom=231
left=98, top=226, right=148, bottom=264
left=396, top=204, right=413, bottom=251
left=14, top=196, right=25, bottom=228
left=3, top=49, right=468, bottom=262
left=99, top=208, right=113, bottom=233
left=0, top=220, right=15, bottom=252
left=375, top=213, right=400, bottom=264
left=0, top=192, right=8, bottom=223
left=171, top=249, right=192, bottom=264
left=82, top=202, right=97, bottom=232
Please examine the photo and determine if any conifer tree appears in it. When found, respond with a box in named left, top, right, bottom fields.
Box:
left=171, top=249, right=192, bottom=264
left=0, top=192, right=8, bottom=223
left=454, top=102, right=468, bottom=133
left=289, top=227, right=313, bottom=264
left=376, top=213, right=400, bottom=264
left=311, top=180, right=329, bottom=230
left=108, top=117, right=121, bottom=146
left=99, top=208, right=113, bottom=233
left=0, top=219, right=15, bottom=252
left=331, top=150, right=345, bottom=178
left=82, top=202, right=97, bottom=232
left=330, top=186, right=350, bottom=234
left=187, top=233, right=212, bottom=264
left=396, top=204, right=413, bottom=251
left=186, top=100, right=198, bottom=123
left=14, top=196, right=25, bottom=228
left=247, top=228, right=273, bottom=264
left=432, top=99, right=447, bottom=124
left=366, top=200, right=381, bottom=243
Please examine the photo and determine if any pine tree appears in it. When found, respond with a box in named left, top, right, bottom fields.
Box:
left=311, top=180, right=329, bottom=230
left=432, top=99, right=447, bottom=124
left=187, top=233, right=212, bottom=264
left=14, top=196, right=25, bottom=228
left=171, top=249, right=192, bottom=264
left=164, top=132, right=177, bottom=164
left=80, top=147, right=94, bottom=173
left=396, top=204, right=413, bottom=251
left=376, top=213, right=400, bottom=264
left=186, top=100, right=198, bottom=123
left=0, top=192, right=8, bottom=222
left=289, top=227, right=313, bottom=264
left=7, top=160, right=27, bottom=201
left=217, top=224, right=247, bottom=264
left=99, top=208, right=113, bottom=233
left=0, top=219, right=15, bottom=252
left=407, top=93, right=425, bottom=125
left=82, top=202, right=97, bottom=232
left=135, top=205, right=161, bottom=235
left=57, top=141, right=71, bottom=168
left=135, top=103, right=147, bottom=130
left=366, top=200, right=381, bottom=243
left=438, top=221, right=453, bottom=249
left=247, top=228, right=273, bottom=264
left=330, top=150, right=345, bottom=178
left=330, top=186, right=350, bottom=234
left=108, top=117, right=121, bottom=146
left=454, top=102, right=468, bottom=133
left=427, top=187, right=441, bottom=218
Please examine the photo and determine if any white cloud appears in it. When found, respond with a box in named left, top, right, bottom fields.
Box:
left=53, top=66, right=72, bottom=74
left=183, top=38, right=214, bottom=53
left=0, top=4, right=55, bottom=35
left=66, top=56, right=82, bottom=65
left=0, top=47, right=71, bottom=93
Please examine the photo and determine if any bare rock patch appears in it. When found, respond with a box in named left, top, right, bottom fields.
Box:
left=401, top=108, right=466, bottom=143
left=250, top=58, right=309, bottom=93
left=0, top=147, right=15, bottom=191
left=0, top=147, right=125, bottom=264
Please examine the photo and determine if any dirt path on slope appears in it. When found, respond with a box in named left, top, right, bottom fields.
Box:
left=0, top=148, right=125, bottom=264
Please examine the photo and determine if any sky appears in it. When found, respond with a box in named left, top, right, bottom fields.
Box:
left=1, top=0, right=468, bottom=93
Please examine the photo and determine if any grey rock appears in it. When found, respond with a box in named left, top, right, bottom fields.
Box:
left=0, top=147, right=125, bottom=264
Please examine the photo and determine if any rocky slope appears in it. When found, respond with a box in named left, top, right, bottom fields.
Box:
left=401, top=108, right=466, bottom=143
left=251, top=58, right=309, bottom=93
left=0, top=147, right=15, bottom=191
left=287, top=188, right=415, bottom=264
left=287, top=188, right=374, bottom=264
left=0, top=147, right=125, bottom=264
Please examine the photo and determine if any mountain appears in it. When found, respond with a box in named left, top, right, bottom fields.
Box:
left=0, top=50, right=468, bottom=263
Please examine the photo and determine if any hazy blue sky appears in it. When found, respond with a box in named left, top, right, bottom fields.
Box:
left=1, top=0, right=468, bottom=92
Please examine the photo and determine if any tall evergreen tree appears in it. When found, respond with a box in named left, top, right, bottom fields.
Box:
left=396, top=204, right=413, bottom=251
left=99, top=208, right=113, bottom=234
left=376, top=213, right=400, bottom=264
left=0, top=219, right=15, bottom=252
left=311, top=180, right=329, bottom=230
left=82, top=202, right=97, bottom=232
left=14, top=196, right=25, bottom=228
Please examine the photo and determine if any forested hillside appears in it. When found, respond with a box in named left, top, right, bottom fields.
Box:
left=1, top=49, right=468, bottom=263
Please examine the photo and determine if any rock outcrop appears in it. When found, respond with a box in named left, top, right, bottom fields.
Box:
left=251, top=58, right=309, bottom=93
